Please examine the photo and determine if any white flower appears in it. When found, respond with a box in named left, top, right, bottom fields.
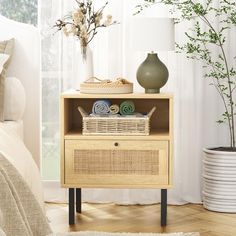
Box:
left=63, top=26, right=69, bottom=37
left=104, top=14, right=112, bottom=26
left=95, top=12, right=103, bottom=25
left=71, top=25, right=78, bottom=35
left=72, top=8, right=84, bottom=25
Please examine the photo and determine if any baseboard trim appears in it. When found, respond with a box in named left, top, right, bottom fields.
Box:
left=42, top=181, right=198, bottom=205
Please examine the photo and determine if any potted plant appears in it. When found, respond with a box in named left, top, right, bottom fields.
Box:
left=137, top=0, right=236, bottom=212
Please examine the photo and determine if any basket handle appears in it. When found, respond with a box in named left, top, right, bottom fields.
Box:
left=84, top=77, right=111, bottom=83
left=147, top=106, right=156, bottom=118
left=77, top=106, right=88, bottom=117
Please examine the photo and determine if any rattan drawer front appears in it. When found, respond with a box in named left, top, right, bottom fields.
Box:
left=74, top=149, right=159, bottom=175
left=64, top=140, right=169, bottom=188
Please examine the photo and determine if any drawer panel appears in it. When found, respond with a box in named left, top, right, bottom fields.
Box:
left=74, top=149, right=160, bottom=175
left=64, top=139, right=169, bottom=187
left=65, top=139, right=167, bottom=150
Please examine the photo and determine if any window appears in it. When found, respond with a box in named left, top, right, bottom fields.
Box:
left=0, top=0, right=37, bottom=26
left=41, top=0, right=61, bottom=180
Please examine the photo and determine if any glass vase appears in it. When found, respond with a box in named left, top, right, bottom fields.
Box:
left=76, top=45, right=94, bottom=90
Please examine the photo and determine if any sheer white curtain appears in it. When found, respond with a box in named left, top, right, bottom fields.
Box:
left=41, top=0, right=235, bottom=204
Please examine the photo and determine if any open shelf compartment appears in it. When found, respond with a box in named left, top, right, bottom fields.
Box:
left=62, top=97, right=172, bottom=138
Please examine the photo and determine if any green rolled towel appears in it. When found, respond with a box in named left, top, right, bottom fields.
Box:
left=109, top=104, right=120, bottom=114
left=120, top=100, right=135, bottom=115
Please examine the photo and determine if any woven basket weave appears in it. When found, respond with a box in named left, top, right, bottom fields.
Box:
left=78, top=106, right=156, bottom=135
left=74, top=149, right=159, bottom=175
left=80, top=77, right=133, bottom=94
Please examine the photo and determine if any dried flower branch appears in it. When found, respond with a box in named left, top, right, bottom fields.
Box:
left=54, top=0, right=117, bottom=59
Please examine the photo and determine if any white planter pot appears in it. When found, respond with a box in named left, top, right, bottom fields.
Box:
left=203, top=148, right=236, bottom=213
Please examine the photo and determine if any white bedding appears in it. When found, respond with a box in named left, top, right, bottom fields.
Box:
left=0, top=121, right=44, bottom=209
left=4, top=77, right=26, bottom=121
left=2, top=120, right=23, bottom=140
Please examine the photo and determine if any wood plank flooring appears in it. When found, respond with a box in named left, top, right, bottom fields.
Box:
left=46, top=203, right=236, bottom=236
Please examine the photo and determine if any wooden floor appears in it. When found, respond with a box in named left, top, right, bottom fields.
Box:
left=46, top=203, right=236, bottom=235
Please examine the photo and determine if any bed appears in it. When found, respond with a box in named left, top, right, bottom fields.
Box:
left=0, top=14, right=40, bottom=167
left=0, top=119, right=52, bottom=235
left=0, top=120, right=44, bottom=208
left=0, top=15, right=52, bottom=235
left=0, top=11, right=43, bottom=199
left=0, top=12, right=43, bottom=206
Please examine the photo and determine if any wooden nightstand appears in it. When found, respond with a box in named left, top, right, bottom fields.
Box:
left=60, top=91, right=173, bottom=226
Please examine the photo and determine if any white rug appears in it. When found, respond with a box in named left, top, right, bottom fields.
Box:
left=49, top=231, right=199, bottom=236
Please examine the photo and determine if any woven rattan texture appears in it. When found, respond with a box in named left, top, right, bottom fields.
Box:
left=83, top=117, right=150, bottom=135
left=74, top=150, right=159, bottom=175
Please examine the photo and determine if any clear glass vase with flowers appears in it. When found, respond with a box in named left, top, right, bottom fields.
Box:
left=54, top=0, right=117, bottom=86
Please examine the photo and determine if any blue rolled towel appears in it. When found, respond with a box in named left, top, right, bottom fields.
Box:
left=92, top=100, right=111, bottom=115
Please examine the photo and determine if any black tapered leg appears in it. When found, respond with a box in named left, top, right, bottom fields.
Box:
left=76, top=188, right=82, bottom=213
left=69, top=188, right=75, bottom=225
left=161, top=189, right=167, bottom=226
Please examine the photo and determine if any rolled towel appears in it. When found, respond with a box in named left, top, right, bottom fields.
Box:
left=120, top=100, right=135, bottom=115
left=109, top=104, right=120, bottom=114
left=92, top=99, right=111, bottom=115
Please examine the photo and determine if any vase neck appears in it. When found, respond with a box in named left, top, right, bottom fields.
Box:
left=81, top=45, right=93, bottom=61
left=146, top=53, right=160, bottom=61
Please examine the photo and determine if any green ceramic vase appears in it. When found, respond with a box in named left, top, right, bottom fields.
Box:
left=136, top=53, right=169, bottom=93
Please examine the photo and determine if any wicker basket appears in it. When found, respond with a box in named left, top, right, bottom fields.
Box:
left=77, top=106, right=156, bottom=135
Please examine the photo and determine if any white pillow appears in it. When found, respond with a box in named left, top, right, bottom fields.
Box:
left=0, top=53, right=9, bottom=73
left=4, top=77, right=25, bottom=121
